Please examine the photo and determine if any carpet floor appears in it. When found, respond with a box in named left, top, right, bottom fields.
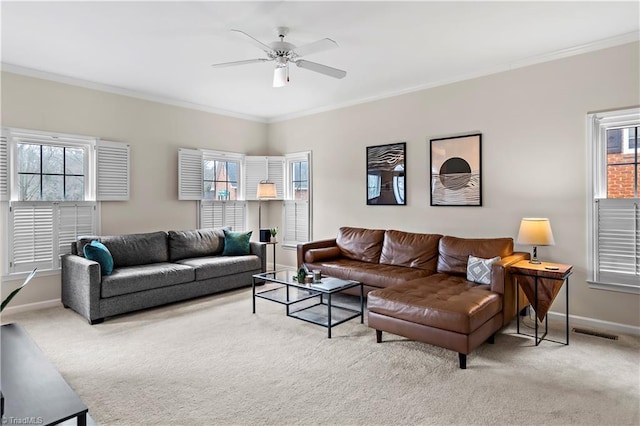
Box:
left=3, top=287, right=639, bottom=425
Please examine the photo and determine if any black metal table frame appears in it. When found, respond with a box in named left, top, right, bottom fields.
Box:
left=252, top=270, right=364, bottom=338
left=515, top=270, right=572, bottom=346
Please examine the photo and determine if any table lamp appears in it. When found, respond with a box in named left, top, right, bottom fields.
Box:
left=257, top=180, right=277, bottom=233
left=516, top=218, right=555, bottom=264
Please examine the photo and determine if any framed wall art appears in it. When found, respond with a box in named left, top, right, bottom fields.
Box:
left=430, top=134, right=482, bottom=206
left=366, top=142, right=406, bottom=205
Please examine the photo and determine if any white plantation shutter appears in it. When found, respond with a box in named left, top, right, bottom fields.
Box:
left=200, top=201, right=246, bottom=232
left=1, top=132, right=8, bottom=201
left=57, top=202, right=97, bottom=262
left=244, top=156, right=284, bottom=200
left=9, top=201, right=99, bottom=273
left=595, top=198, right=640, bottom=286
left=10, top=203, right=55, bottom=273
left=283, top=200, right=309, bottom=245
left=96, top=140, right=130, bottom=200
left=178, top=148, right=203, bottom=200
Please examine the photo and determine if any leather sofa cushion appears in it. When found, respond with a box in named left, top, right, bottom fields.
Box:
left=304, top=246, right=341, bottom=263
left=380, top=230, right=442, bottom=272
left=168, top=228, right=226, bottom=261
left=336, top=227, right=385, bottom=264
left=176, top=255, right=261, bottom=281
left=101, top=262, right=195, bottom=298
left=437, top=236, right=513, bottom=276
left=367, top=274, right=502, bottom=334
left=305, top=258, right=430, bottom=289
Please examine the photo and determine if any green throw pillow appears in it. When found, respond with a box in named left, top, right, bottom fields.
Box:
left=222, top=230, right=252, bottom=256
left=83, top=240, right=114, bottom=275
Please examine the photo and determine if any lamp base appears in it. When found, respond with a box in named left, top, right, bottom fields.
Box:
left=529, top=259, right=542, bottom=264
left=528, top=246, right=541, bottom=264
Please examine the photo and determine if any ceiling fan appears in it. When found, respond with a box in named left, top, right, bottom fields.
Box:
left=211, top=27, right=347, bottom=88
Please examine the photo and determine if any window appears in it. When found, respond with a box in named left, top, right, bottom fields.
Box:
left=2, top=129, right=129, bottom=276
left=178, top=148, right=247, bottom=231
left=588, top=108, right=640, bottom=293
left=283, top=152, right=311, bottom=247
left=204, top=159, right=239, bottom=201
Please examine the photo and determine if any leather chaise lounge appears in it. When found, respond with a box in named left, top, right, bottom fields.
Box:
left=298, top=227, right=528, bottom=368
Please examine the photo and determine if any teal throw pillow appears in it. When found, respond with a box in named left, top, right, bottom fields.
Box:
left=84, top=240, right=114, bottom=275
left=222, top=230, right=252, bottom=256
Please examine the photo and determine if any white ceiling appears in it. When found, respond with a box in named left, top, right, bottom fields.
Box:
left=2, top=1, right=639, bottom=122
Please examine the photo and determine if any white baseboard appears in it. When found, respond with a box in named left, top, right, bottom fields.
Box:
left=1, top=298, right=61, bottom=316
left=548, top=311, right=640, bottom=337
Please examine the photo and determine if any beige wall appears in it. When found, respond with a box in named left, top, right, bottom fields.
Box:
left=0, top=72, right=267, bottom=306
left=2, top=42, right=639, bottom=329
left=269, top=42, right=640, bottom=328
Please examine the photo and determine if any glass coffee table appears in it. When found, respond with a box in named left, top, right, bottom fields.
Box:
left=252, top=269, right=364, bottom=338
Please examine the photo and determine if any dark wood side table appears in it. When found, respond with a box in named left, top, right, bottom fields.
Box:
left=1, top=323, right=89, bottom=425
left=511, top=260, right=573, bottom=346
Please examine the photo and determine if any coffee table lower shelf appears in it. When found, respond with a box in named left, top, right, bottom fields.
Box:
left=252, top=270, right=364, bottom=338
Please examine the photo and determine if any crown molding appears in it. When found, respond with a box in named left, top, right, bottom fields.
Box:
left=268, top=31, right=640, bottom=123
left=0, top=63, right=268, bottom=124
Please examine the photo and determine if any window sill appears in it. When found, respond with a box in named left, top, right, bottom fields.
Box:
left=587, top=279, right=640, bottom=295
left=2, top=269, right=60, bottom=282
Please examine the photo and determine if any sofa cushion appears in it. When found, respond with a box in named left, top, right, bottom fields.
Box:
left=100, top=231, right=169, bottom=267
left=100, top=262, right=195, bottom=298
left=83, top=241, right=114, bottom=275
left=304, top=258, right=431, bottom=289
left=437, top=236, right=513, bottom=276
left=304, top=246, right=341, bottom=263
left=380, top=230, right=442, bottom=272
left=367, top=274, right=502, bottom=334
left=336, top=227, right=385, bottom=264
left=176, top=255, right=261, bottom=281
left=168, top=228, right=227, bottom=261
left=222, top=230, right=252, bottom=256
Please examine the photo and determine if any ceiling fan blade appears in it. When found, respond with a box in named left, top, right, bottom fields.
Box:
left=231, top=29, right=274, bottom=54
left=293, top=38, right=338, bottom=57
left=211, top=58, right=271, bottom=68
left=295, top=60, right=346, bottom=79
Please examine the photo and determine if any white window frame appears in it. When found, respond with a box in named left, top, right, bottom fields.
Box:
left=2, top=128, right=128, bottom=278
left=283, top=151, right=312, bottom=248
left=587, top=108, right=640, bottom=294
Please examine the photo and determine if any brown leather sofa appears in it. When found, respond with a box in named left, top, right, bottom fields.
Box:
left=297, top=227, right=528, bottom=368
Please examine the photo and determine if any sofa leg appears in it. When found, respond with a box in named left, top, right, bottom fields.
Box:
left=89, top=318, right=104, bottom=325
left=487, top=334, right=495, bottom=344
left=458, top=353, right=467, bottom=369
left=376, top=330, right=382, bottom=343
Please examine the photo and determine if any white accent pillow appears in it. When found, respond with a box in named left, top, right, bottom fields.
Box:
left=467, top=255, right=501, bottom=285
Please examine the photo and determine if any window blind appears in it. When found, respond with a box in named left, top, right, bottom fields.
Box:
left=283, top=200, right=309, bottom=245
left=244, top=156, right=285, bottom=200
left=178, top=148, right=203, bottom=200
left=0, top=133, right=7, bottom=201
left=9, top=201, right=98, bottom=273
left=200, top=200, right=246, bottom=232
left=96, top=140, right=130, bottom=201
left=595, top=198, right=639, bottom=286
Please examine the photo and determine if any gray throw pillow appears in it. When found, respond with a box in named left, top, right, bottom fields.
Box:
left=467, top=255, right=501, bottom=285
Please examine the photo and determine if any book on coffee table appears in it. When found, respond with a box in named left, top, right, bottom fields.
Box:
left=310, top=277, right=352, bottom=291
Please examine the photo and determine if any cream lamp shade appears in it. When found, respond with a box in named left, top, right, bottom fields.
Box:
left=516, top=218, right=555, bottom=264
left=256, top=181, right=277, bottom=199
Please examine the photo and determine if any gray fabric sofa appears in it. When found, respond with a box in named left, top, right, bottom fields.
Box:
left=61, top=228, right=266, bottom=324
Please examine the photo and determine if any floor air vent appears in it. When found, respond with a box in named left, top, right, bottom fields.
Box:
left=572, top=327, right=618, bottom=340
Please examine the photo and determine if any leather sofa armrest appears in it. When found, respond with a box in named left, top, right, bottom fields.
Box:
left=297, top=238, right=338, bottom=268
left=490, top=252, right=530, bottom=294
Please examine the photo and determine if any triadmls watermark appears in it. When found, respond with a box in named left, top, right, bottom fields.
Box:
left=1, top=416, right=44, bottom=425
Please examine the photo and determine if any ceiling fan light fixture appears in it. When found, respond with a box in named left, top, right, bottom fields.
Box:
left=273, top=63, right=288, bottom=88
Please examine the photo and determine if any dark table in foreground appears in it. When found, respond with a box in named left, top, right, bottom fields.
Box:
left=1, top=323, right=88, bottom=426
